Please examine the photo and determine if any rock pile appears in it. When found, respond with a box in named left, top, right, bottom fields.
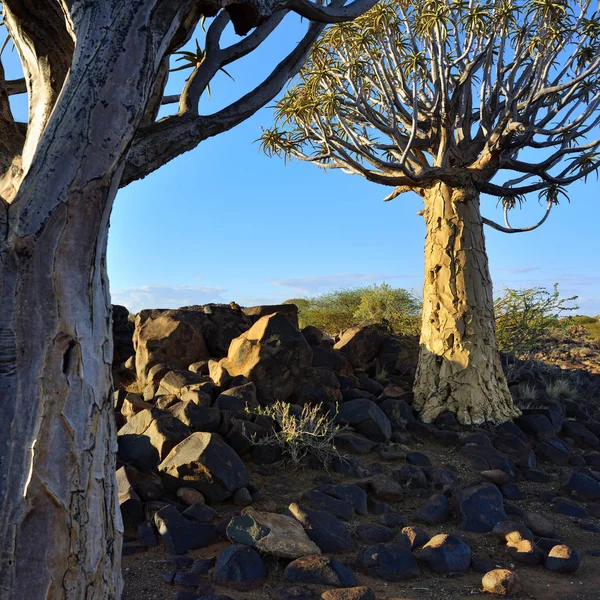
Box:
left=113, top=302, right=600, bottom=599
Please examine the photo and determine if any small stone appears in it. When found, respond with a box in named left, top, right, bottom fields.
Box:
left=182, top=503, right=216, bottom=524
left=413, top=494, right=450, bottom=525
left=269, top=585, right=316, bottom=600
left=523, top=512, right=557, bottom=538
left=507, top=540, right=544, bottom=566
left=356, top=543, right=420, bottom=581
left=481, top=470, right=510, bottom=485
left=491, top=521, right=533, bottom=545
left=233, top=487, right=253, bottom=507
left=400, top=526, right=430, bottom=550
left=320, top=587, right=375, bottom=600
left=544, top=545, right=581, bottom=573
left=177, top=487, right=206, bottom=505
left=356, top=524, right=394, bottom=544
left=284, top=556, right=357, bottom=587
left=379, top=513, right=405, bottom=528
left=173, top=571, right=210, bottom=588
left=481, top=569, right=521, bottom=596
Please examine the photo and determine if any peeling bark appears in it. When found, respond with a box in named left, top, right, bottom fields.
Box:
left=413, top=182, right=520, bottom=425
left=0, top=2, right=197, bottom=598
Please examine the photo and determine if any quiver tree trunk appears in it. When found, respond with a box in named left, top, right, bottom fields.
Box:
left=0, top=3, right=197, bottom=597
left=412, top=182, right=520, bottom=425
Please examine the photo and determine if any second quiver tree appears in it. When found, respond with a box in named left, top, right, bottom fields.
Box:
left=261, top=0, right=600, bottom=425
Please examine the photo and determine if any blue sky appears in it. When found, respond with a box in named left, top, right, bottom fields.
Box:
left=3, top=16, right=599, bottom=315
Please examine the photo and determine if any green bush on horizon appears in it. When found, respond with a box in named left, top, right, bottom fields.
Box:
left=286, top=283, right=421, bottom=336
left=494, top=283, right=578, bottom=359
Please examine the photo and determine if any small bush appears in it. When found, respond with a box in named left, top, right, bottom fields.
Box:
left=288, top=283, right=421, bottom=336
left=244, top=401, right=345, bottom=466
left=514, top=382, right=540, bottom=404
left=545, top=378, right=578, bottom=401
left=494, top=284, right=578, bottom=360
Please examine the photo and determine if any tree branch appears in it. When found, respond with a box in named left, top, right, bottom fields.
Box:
left=482, top=200, right=553, bottom=234
left=285, top=0, right=378, bottom=23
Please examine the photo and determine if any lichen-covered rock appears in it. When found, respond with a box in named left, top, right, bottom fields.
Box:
left=227, top=508, right=321, bottom=559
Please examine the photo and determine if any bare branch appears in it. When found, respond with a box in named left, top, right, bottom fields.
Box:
left=1, top=78, right=26, bottom=96
left=285, top=0, right=379, bottom=23
left=482, top=200, right=553, bottom=234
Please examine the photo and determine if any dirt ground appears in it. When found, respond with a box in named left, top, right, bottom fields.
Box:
left=122, top=436, right=600, bottom=600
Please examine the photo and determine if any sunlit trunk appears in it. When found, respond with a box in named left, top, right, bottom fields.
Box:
left=413, top=182, right=520, bottom=425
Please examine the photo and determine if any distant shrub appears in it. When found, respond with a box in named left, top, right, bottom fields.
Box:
left=288, top=283, right=421, bottom=336
left=494, top=284, right=578, bottom=360
left=244, top=401, right=344, bottom=466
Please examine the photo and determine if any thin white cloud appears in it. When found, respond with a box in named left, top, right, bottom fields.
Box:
left=267, top=273, right=414, bottom=295
left=495, top=266, right=540, bottom=274
left=111, top=284, right=227, bottom=313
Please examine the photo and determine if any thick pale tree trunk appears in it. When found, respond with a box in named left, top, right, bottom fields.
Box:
left=0, top=3, right=195, bottom=597
left=412, top=182, right=520, bottom=425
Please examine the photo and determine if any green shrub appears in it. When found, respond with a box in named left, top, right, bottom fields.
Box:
left=494, top=284, right=578, bottom=360
left=288, top=283, right=421, bottom=336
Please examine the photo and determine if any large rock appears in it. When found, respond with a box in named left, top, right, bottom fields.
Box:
left=243, top=303, right=299, bottom=328
left=419, top=534, right=472, bottom=574
left=292, top=367, right=343, bottom=407
left=214, top=382, right=258, bottom=411
left=153, top=505, right=218, bottom=554
left=117, top=408, right=190, bottom=471
left=220, top=313, right=312, bottom=403
left=334, top=325, right=383, bottom=367
left=560, top=469, right=600, bottom=500
left=227, top=508, right=321, bottom=559
left=182, top=303, right=253, bottom=356
left=337, top=399, right=391, bottom=442
left=289, top=503, right=356, bottom=553
left=212, top=544, right=268, bottom=590
left=134, top=309, right=215, bottom=386
left=116, top=467, right=144, bottom=537
left=158, top=432, right=249, bottom=503
left=311, top=347, right=354, bottom=377
left=452, top=482, right=507, bottom=533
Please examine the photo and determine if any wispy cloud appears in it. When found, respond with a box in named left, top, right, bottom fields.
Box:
left=495, top=266, right=540, bottom=274
left=111, top=284, right=227, bottom=313
left=268, top=273, right=413, bottom=295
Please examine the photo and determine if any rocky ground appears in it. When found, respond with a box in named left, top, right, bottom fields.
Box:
left=113, top=303, right=600, bottom=600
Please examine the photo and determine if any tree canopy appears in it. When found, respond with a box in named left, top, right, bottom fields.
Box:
left=262, top=0, right=600, bottom=230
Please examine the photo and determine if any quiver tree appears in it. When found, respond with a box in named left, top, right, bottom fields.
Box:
left=0, top=0, right=375, bottom=597
left=261, top=0, right=600, bottom=425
